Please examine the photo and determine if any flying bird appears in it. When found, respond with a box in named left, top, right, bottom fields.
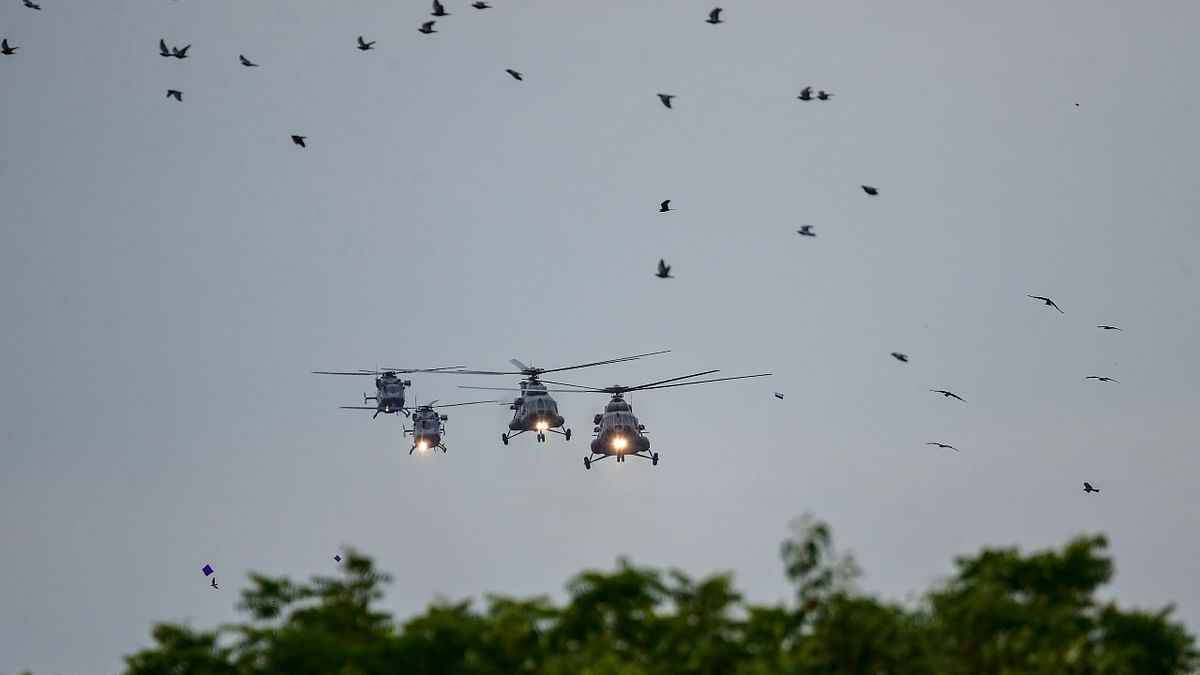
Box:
left=210, top=578, right=219, bottom=589
left=505, top=69, right=523, bottom=81
left=926, top=442, right=959, bottom=452
left=656, top=259, right=673, bottom=279
left=891, top=352, right=908, bottom=362
left=930, top=389, right=965, bottom=402
left=166, top=89, right=182, bottom=102
left=159, top=39, right=170, bottom=57
left=706, top=8, right=723, bottom=24
left=657, top=93, right=675, bottom=109
left=291, top=135, right=307, bottom=147
left=797, top=87, right=813, bottom=101
left=1, top=39, right=17, bottom=55
left=774, top=392, right=784, bottom=400
left=1086, top=376, right=1119, bottom=383
left=817, top=90, right=834, bottom=100
left=1027, top=295, right=1063, bottom=313
left=357, top=36, right=375, bottom=50
left=23, top=0, right=41, bottom=9
left=172, top=44, right=190, bottom=59
left=419, top=21, right=437, bottom=34
left=239, top=54, right=258, bottom=67
left=659, top=200, right=672, bottom=212
left=1083, top=482, right=1099, bottom=493
left=472, top=1, right=491, bottom=7
left=796, top=225, right=815, bottom=237
left=1097, top=325, right=1121, bottom=331
left=861, top=185, right=879, bottom=195
left=432, top=0, right=449, bottom=16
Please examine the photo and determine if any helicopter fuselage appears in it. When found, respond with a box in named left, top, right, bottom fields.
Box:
left=588, top=395, right=651, bottom=459
left=500, top=379, right=572, bottom=444
left=372, top=376, right=411, bottom=416
left=406, top=408, right=447, bottom=453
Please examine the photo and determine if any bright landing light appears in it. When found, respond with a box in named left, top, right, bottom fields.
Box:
left=417, top=441, right=429, bottom=452
left=535, top=421, right=549, bottom=431
left=612, top=437, right=627, bottom=450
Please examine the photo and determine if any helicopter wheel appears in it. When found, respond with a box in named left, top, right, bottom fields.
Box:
left=538, top=433, right=545, bottom=443
left=583, top=457, right=591, bottom=470
left=652, top=453, right=659, bottom=466
left=564, top=429, right=572, bottom=441
left=501, top=433, right=509, bottom=446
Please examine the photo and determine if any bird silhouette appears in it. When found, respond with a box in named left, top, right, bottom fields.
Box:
left=797, top=87, right=813, bottom=101
left=861, top=185, right=879, bottom=195
left=211, top=578, right=219, bottom=589
left=891, top=352, right=908, bottom=362
left=817, top=90, right=834, bottom=100
left=505, top=69, right=523, bottom=81
left=172, top=44, right=190, bottom=59
left=158, top=39, right=170, bottom=57
left=291, top=135, right=307, bottom=148
left=656, top=259, right=673, bottom=279
left=432, top=0, right=449, bottom=16
left=472, top=1, right=491, bottom=7
left=23, top=0, right=41, bottom=9
left=239, top=54, right=258, bottom=67
left=1097, top=325, right=1121, bottom=331
left=1086, top=376, right=1119, bottom=383
left=166, top=89, right=182, bottom=102
left=1027, top=295, right=1063, bottom=313
left=1083, top=482, right=1099, bottom=493
left=657, top=93, right=675, bottom=109
left=926, top=442, right=959, bottom=452
left=357, top=36, right=375, bottom=50
left=659, top=200, right=672, bottom=212
left=1, top=39, right=17, bottom=55
left=706, top=8, right=723, bottom=24
left=419, top=21, right=437, bottom=34
left=796, top=225, right=815, bottom=237
left=930, top=389, right=965, bottom=402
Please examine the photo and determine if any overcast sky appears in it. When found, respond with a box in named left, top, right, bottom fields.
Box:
left=3, top=1, right=1200, bottom=673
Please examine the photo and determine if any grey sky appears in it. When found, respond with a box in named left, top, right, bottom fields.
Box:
left=3, top=1, right=1200, bottom=673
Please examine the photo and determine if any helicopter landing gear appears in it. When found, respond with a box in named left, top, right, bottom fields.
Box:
left=501, top=433, right=509, bottom=446
left=564, top=428, right=572, bottom=441
left=652, top=452, right=659, bottom=466
left=584, top=457, right=592, bottom=470
left=537, top=433, right=546, bottom=443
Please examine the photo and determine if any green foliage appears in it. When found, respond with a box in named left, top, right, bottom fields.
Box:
left=121, top=524, right=1198, bottom=675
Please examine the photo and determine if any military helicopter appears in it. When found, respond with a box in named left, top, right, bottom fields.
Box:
left=484, top=369, right=769, bottom=469
left=312, top=366, right=463, bottom=418
left=405, top=400, right=504, bottom=454
left=443, top=351, right=670, bottom=445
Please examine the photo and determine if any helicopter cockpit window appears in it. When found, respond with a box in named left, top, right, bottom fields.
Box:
left=611, top=413, right=636, bottom=428
left=384, top=384, right=402, bottom=395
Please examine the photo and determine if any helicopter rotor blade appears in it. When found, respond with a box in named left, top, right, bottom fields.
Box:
left=426, top=399, right=508, bottom=408
left=539, top=379, right=607, bottom=391
left=313, top=371, right=377, bottom=376
left=537, top=350, right=671, bottom=375
left=339, top=406, right=381, bottom=410
left=614, top=369, right=721, bottom=392
left=378, top=365, right=466, bottom=373
left=510, top=359, right=530, bottom=371
left=628, top=372, right=772, bottom=392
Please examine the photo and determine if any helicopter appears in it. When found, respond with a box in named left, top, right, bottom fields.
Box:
left=312, top=366, right=463, bottom=417
left=441, top=351, right=670, bottom=445
left=479, top=369, right=769, bottom=469
left=405, top=400, right=504, bottom=454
